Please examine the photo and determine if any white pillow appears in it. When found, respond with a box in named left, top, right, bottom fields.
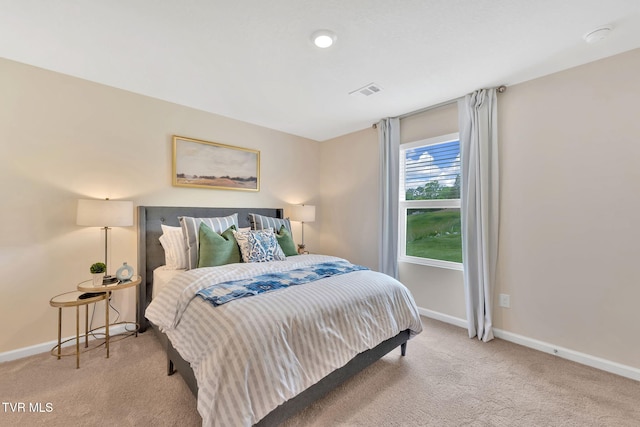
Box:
left=233, top=228, right=286, bottom=263
left=159, top=225, right=188, bottom=270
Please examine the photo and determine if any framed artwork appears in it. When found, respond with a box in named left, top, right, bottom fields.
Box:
left=172, top=135, right=260, bottom=191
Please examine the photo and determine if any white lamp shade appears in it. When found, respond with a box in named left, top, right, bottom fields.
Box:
left=77, top=199, right=134, bottom=227
left=290, top=205, right=316, bottom=223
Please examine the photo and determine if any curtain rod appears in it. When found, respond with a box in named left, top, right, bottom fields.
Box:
left=398, top=97, right=461, bottom=120
left=373, top=85, right=506, bottom=128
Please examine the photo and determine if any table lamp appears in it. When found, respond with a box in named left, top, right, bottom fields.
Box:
left=290, top=204, right=315, bottom=254
left=77, top=198, right=133, bottom=283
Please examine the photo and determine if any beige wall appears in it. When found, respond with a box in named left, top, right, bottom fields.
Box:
left=496, top=48, right=640, bottom=368
left=320, top=49, right=640, bottom=369
left=0, top=58, right=320, bottom=353
left=318, top=127, right=380, bottom=269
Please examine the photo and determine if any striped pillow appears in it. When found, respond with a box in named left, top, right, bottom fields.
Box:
left=249, top=213, right=292, bottom=234
left=159, top=225, right=188, bottom=270
left=179, top=214, right=238, bottom=270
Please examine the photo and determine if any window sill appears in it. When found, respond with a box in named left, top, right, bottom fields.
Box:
left=398, top=255, right=463, bottom=271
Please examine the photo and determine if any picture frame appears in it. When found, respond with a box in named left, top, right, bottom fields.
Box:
left=172, top=135, right=260, bottom=191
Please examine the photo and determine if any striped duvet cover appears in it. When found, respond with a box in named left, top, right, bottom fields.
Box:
left=146, top=254, right=423, bottom=427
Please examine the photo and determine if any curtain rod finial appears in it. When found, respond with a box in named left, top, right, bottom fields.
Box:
left=497, top=85, right=507, bottom=93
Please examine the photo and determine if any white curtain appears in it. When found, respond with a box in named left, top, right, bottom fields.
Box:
left=378, top=117, right=400, bottom=278
left=458, top=89, right=499, bottom=342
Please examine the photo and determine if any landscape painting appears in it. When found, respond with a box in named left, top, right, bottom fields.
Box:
left=172, top=136, right=260, bottom=191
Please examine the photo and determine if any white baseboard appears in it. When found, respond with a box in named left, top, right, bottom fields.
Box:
left=418, top=307, right=468, bottom=329
left=0, top=324, right=131, bottom=363
left=418, top=307, right=640, bottom=382
left=492, top=328, right=640, bottom=381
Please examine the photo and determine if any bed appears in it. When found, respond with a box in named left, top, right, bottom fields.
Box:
left=137, top=206, right=423, bottom=426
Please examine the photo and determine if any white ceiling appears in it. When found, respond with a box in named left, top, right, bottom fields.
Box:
left=2, top=1, right=640, bottom=141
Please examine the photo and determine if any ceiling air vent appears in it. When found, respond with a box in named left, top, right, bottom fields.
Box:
left=349, top=83, right=383, bottom=97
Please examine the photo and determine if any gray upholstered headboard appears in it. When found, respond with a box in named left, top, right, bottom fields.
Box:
left=136, top=206, right=284, bottom=332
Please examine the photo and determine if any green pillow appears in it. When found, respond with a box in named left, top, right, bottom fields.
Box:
left=197, top=223, right=241, bottom=267
left=276, top=225, right=298, bottom=257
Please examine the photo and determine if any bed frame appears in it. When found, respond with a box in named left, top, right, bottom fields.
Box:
left=136, top=206, right=410, bottom=426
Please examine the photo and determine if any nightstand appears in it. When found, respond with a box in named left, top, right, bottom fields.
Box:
left=77, top=276, right=142, bottom=357
left=49, top=291, right=108, bottom=369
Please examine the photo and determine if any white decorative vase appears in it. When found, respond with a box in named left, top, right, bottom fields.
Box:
left=92, top=273, right=103, bottom=286
left=116, top=262, right=134, bottom=282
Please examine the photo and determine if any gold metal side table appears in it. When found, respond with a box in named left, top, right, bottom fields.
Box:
left=49, top=291, right=108, bottom=369
left=77, top=276, right=142, bottom=357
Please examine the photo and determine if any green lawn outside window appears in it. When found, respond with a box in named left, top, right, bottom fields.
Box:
left=405, top=208, right=462, bottom=263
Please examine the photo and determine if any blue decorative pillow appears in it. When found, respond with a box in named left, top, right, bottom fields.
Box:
left=233, top=229, right=286, bottom=263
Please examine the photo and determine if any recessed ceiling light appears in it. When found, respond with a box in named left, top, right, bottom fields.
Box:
left=583, top=25, right=613, bottom=44
left=311, top=30, right=336, bottom=48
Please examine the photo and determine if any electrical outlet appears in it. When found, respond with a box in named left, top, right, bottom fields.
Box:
left=499, top=293, right=511, bottom=308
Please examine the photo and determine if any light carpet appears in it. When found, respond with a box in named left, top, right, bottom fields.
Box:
left=1, top=317, right=638, bottom=426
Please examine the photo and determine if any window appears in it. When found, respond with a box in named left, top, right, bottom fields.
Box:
left=399, top=133, right=462, bottom=270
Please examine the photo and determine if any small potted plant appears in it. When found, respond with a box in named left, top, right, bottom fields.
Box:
left=90, top=262, right=106, bottom=286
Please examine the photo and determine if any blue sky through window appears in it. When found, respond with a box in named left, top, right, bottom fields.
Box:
left=404, top=140, right=460, bottom=189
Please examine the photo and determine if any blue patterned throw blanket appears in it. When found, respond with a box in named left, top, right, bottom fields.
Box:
left=196, top=260, right=368, bottom=306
